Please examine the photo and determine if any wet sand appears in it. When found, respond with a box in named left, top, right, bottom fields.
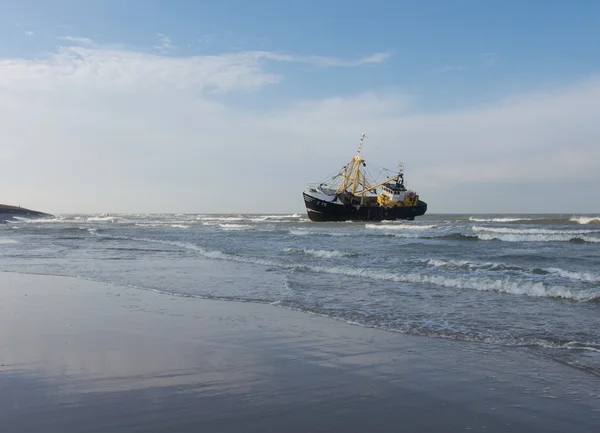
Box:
left=1, top=272, right=598, bottom=432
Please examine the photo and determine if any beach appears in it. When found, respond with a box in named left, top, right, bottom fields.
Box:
left=1, top=271, right=598, bottom=432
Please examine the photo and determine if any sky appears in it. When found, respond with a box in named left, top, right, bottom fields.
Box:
left=1, top=0, right=599, bottom=214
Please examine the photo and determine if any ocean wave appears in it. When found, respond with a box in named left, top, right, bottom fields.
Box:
left=476, top=233, right=600, bottom=243
left=469, top=217, right=532, bottom=222
left=219, top=223, right=252, bottom=231
left=543, top=267, right=600, bottom=283
left=571, top=216, right=600, bottom=225
left=283, top=247, right=355, bottom=258
left=9, top=216, right=77, bottom=224
left=196, top=216, right=247, bottom=222
left=289, top=229, right=352, bottom=237
left=0, top=238, right=18, bottom=244
left=299, top=265, right=598, bottom=301
left=89, top=232, right=599, bottom=301
left=469, top=216, right=600, bottom=225
left=257, top=214, right=302, bottom=220
left=365, top=223, right=438, bottom=231
left=472, top=226, right=600, bottom=235
left=289, top=229, right=309, bottom=236
left=196, top=214, right=304, bottom=224
left=422, top=259, right=600, bottom=283
left=86, top=216, right=119, bottom=222
left=422, top=258, right=522, bottom=272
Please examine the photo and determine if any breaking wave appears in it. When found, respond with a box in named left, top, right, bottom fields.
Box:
left=472, top=226, right=600, bottom=235
left=469, top=215, right=600, bottom=225
left=89, top=232, right=599, bottom=302
left=283, top=247, right=355, bottom=258
left=298, top=265, right=599, bottom=302
left=544, top=267, right=600, bottom=283
left=422, top=259, right=600, bottom=283
left=469, top=217, right=532, bottom=222
left=365, top=223, right=438, bottom=230
left=219, top=223, right=252, bottom=231
left=476, top=232, right=600, bottom=243
left=571, top=216, right=600, bottom=225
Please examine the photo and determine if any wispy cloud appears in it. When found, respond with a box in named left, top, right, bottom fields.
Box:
left=24, top=30, right=34, bottom=37
left=0, top=39, right=598, bottom=213
left=58, top=36, right=97, bottom=47
left=154, top=33, right=177, bottom=53
left=250, top=51, right=392, bottom=67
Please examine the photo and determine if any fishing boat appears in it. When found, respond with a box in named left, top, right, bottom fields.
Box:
left=302, top=133, right=427, bottom=222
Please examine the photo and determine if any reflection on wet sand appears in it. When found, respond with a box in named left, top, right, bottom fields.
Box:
left=1, top=272, right=599, bottom=432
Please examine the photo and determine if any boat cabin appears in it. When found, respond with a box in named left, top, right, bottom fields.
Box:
left=381, top=182, right=406, bottom=202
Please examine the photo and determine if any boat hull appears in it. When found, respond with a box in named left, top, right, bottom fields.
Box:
left=303, top=193, right=427, bottom=222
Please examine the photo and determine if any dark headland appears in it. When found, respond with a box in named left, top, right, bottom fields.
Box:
left=0, top=203, right=52, bottom=221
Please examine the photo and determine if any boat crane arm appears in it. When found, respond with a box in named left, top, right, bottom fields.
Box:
left=353, top=174, right=401, bottom=196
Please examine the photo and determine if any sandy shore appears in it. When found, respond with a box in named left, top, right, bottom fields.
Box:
left=1, top=271, right=598, bottom=432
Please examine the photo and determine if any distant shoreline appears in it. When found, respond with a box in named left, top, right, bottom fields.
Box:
left=0, top=203, right=52, bottom=221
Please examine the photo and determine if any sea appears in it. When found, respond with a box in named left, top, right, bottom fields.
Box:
left=1, top=213, right=599, bottom=375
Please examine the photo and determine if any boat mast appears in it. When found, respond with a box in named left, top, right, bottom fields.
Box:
left=352, top=133, right=367, bottom=195
left=337, top=133, right=367, bottom=195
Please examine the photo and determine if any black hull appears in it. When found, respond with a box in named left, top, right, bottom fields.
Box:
left=303, top=193, right=427, bottom=222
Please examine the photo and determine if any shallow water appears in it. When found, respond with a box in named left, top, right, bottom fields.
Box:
left=1, top=212, right=599, bottom=375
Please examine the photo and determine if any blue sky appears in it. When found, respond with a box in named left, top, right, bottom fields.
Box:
left=4, top=0, right=599, bottom=109
left=1, top=1, right=599, bottom=213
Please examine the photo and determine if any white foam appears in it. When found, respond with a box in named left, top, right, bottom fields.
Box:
left=366, top=224, right=437, bottom=231
left=302, top=265, right=598, bottom=301
left=10, top=216, right=67, bottom=223
left=259, top=214, right=302, bottom=219
left=90, top=232, right=599, bottom=301
left=544, top=267, right=600, bottom=283
left=196, top=216, right=247, bottom=222
left=284, top=247, right=353, bottom=258
left=423, top=258, right=600, bottom=283
left=219, top=224, right=252, bottom=231
left=424, top=258, right=473, bottom=269
left=289, top=230, right=309, bottom=236
left=0, top=238, right=18, bottom=244
left=473, top=226, right=599, bottom=235
left=476, top=233, right=600, bottom=243
left=469, top=217, right=531, bottom=222
left=87, top=216, right=118, bottom=222
left=570, top=216, right=600, bottom=225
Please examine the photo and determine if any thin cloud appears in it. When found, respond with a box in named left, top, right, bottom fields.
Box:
left=154, top=33, right=177, bottom=53
left=0, top=41, right=598, bottom=213
left=58, top=36, right=97, bottom=47
left=252, top=51, right=392, bottom=67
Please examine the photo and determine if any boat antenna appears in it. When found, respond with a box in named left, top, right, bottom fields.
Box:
left=357, top=132, right=367, bottom=158
left=397, top=161, right=405, bottom=185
